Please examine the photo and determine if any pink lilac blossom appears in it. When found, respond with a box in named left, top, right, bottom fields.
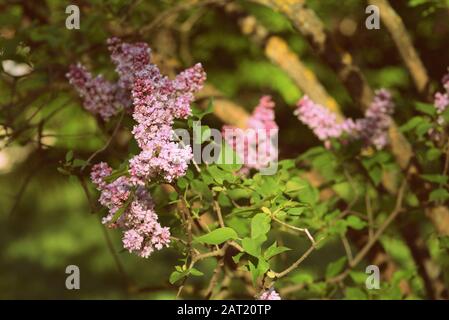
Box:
left=107, top=37, right=151, bottom=91
left=90, top=162, right=112, bottom=188
left=433, top=72, right=449, bottom=124
left=295, top=89, right=395, bottom=150
left=66, top=64, right=123, bottom=121
left=259, top=289, right=281, bottom=300
left=357, top=89, right=395, bottom=150
left=121, top=196, right=170, bottom=258
left=90, top=163, right=170, bottom=258
left=223, top=96, right=278, bottom=172
left=87, top=38, right=206, bottom=258
left=67, top=38, right=152, bottom=119
left=129, top=60, right=206, bottom=184
left=294, top=96, right=348, bottom=149
left=428, top=72, right=449, bottom=140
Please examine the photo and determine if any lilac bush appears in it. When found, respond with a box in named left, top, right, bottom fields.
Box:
left=64, top=38, right=449, bottom=300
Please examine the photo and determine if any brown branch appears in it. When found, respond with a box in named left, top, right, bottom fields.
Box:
left=327, top=179, right=407, bottom=284
left=251, top=0, right=374, bottom=110
left=251, top=0, right=413, bottom=169
left=264, top=36, right=342, bottom=116
left=369, top=0, right=431, bottom=98
left=82, top=110, right=125, bottom=171
left=213, top=200, right=225, bottom=228
left=139, top=0, right=227, bottom=35
left=223, top=3, right=342, bottom=115
left=273, top=241, right=320, bottom=279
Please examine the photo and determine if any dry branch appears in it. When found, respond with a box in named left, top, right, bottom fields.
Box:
left=369, top=0, right=431, bottom=98
left=252, top=0, right=374, bottom=110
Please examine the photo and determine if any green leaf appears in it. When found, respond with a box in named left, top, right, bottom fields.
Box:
left=103, top=167, right=129, bottom=183
left=285, top=177, right=319, bottom=204
left=328, top=219, right=348, bottom=236
left=349, top=271, right=368, bottom=284
left=248, top=260, right=259, bottom=286
left=110, top=197, right=132, bottom=223
left=191, top=98, right=214, bottom=120
left=429, top=188, right=449, bottom=202
left=169, top=270, right=189, bottom=284
left=228, top=188, right=251, bottom=200
left=325, top=257, right=347, bottom=279
left=251, top=213, right=271, bottom=240
left=264, top=242, right=291, bottom=260
left=232, top=252, right=244, bottom=264
left=400, top=116, right=424, bottom=132
left=57, top=167, right=70, bottom=175
left=217, top=192, right=231, bottom=207
left=368, top=165, right=382, bottom=186
left=333, top=182, right=356, bottom=203
left=242, top=237, right=262, bottom=257
left=414, top=102, right=436, bottom=116
left=346, top=215, right=367, bottom=230
left=191, top=180, right=212, bottom=201
left=65, top=150, right=73, bottom=162
left=345, top=287, right=367, bottom=300
left=420, top=174, right=448, bottom=184
left=426, top=148, right=442, bottom=161
left=72, top=158, right=88, bottom=167
left=189, top=268, right=204, bottom=276
left=257, top=258, right=270, bottom=276
left=177, top=177, right=188, bottom=189
left=298, top=185, right=319, bottom=205
left=415, top=121, right=433, bottom=137
left=286, top=207, right=305, bottom=216
left=206, top=165, right=233, bottom=185
left=439, top=236, right=449, bottom=250
left=284, top=177, right=308, bottom=195
left=194, top=227, right=238, bottom=245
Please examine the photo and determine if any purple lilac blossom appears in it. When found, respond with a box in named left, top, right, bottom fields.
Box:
left=295, top=89, right=395, bottom=150
left=86, top=38, right=206, bottom=258
left=90, top=163, right=170, bottom=258
left=66, top=63, right=123, bottom=121
left=433, top=72, right=449, bottom=124
left=129, top=60, right=205, bottom=184
left=259, top=289, right=281, bottom=300
left=223, top=96, right=278, bottom=172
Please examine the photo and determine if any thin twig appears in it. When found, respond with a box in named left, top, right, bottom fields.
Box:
left=273, top=239, right=322, bottom=279
left=213, top=200, right=225, bottom=228
left=328, top=179, right=407, bottom=284
left=82, top=110, right=125, bottom=170
left=341, top=234, right=353, bottom=263
left=365, top=192, right=374, bottom=240
left=271, top=215, right=315, bottom=245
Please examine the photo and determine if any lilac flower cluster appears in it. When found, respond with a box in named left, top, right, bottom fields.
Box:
left=107, top=37, right=150, bottom=93
left=223, top=96, right=278, bottom=173
left=66, top=63, right=124, bottom=121
left=90, top=162, right=170, bottom=258
left=66, top=38, right=151, bottom=120
left=295, top=89, right=395, bottom=150
left=433, top=72, right=449, bottom=125
left=79, top=38, right=206, bottom=258
left=129, top=61, right=206, bottom=184
left=294, top=95, right=351, bottom=149
left=258, top=289, right=281, bottom=300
